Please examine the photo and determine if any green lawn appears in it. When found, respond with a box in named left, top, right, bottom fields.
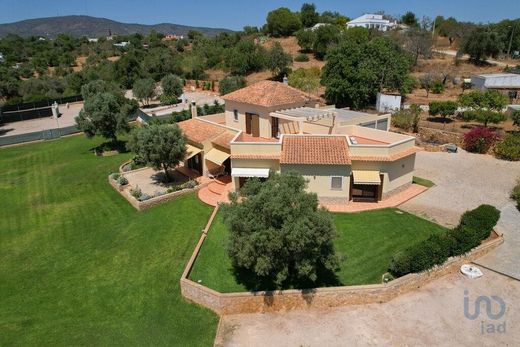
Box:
left=189, top=209, right=447, bottom=292
left=413, top=176, right=435, bottom=188
left=0, top=136, right=218, bottom=346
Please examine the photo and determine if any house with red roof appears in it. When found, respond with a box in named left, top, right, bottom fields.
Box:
left=177, top=80, right=418, bottom=204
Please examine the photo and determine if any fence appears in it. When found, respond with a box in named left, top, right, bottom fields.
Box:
left=0, top=95, right=83, bottom=113
left=0, top=111, right=139, bottom=147
left=0, top=125, right=81, bottom=147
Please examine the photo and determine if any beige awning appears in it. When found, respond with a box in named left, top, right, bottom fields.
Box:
left=205, top=148, right=230, bottom=166
left=353, top=170, right=381, bottom=185
left=185, top=144, right=202, bottom=160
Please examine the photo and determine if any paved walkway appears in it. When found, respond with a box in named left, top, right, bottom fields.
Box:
left=474, top=202, right=520, bottom=280
left=216, top=270, right=519, bottom=347
left=401, top=150, right=520, bottom=280
left=198, top=176, right=232, bottom=206
left=323, top=184, right=428, bottom=213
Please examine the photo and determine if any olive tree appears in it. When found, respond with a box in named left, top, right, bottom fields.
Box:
left=127, top=124, right=186, bottom=182
left=222, top=171, right=339, bottom=290
left=160, top=74, right=183, bottom=105
left=133, top=77, right=156, bottom=106
left=75, top=92, right=133, bottom=142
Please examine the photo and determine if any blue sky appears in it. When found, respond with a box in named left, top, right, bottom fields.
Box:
left=1, top=0, right=519, bottom=29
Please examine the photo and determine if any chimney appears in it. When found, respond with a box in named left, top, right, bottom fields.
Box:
left=282, top=75, right=288, bottom=85
left=190, top=101, right=197, bottom=118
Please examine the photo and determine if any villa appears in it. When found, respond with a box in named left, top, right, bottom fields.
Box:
left=177, top=80, right=419, bottom=204
left=346, top=14, right=396, bottom=31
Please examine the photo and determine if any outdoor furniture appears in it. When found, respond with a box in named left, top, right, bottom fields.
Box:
left=208, top=166, right=225, bottom=179
left=446, top=144, right=458, bottom=153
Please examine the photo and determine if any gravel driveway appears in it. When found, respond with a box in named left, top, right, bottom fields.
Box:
left=401, top=150, right=520, bottom=279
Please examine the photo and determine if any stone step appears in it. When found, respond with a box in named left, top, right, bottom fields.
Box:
left=208, top=182, right=226, bottom=195
left=197, top=187, right=220, bottom=207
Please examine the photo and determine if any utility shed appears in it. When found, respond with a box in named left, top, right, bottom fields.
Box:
left=471, top=73, right=520, bottom=104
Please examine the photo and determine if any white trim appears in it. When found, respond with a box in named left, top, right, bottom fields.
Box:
left=231, top=168, right=270, bottom=178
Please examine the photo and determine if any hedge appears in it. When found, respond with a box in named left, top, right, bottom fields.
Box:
left=494, top=133, right=520, bottom=161
left=389, top=204, right=500, bottom=277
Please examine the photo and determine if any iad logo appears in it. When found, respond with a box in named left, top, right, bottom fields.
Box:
left=464, top=290, right=507, bottom=334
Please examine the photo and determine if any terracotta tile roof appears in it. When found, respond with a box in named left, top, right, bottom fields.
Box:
left=233, top=132, right=279, bottom=143
left=231, top=154, right=280, bottom=160
left=212, top=132, right=237, bottom=149
left=350, top=147, right=421, bottom=162
left=280, top=136, right=350, bottom=165
left=177, top=118, right=225, bottom=144
left=222, top=80, right=315, bottom=108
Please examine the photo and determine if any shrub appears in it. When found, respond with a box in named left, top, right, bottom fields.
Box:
left=429, top=100, right=458, bottom=122
left=511, top=180, right=520, bottom=211
left=494, top=133, right=520, bottom=161
left=463, top=127, right=500, bottom=153
left=458, top=204, right=500, bottom=241
left=182, top=179, right=198, bottom=189
left=138, top=193, right=151, bottom=202
left=130, top=185, right=142, bottom=199
left=110, top=172, right=120, bottom=180
left=392, top=104, right=421, bottom=132
left=431, top=80, right=445, bottom=94
left=294, top=53, right=310, bottom=62
left=117, top=176, right=128, bottom=186
left=389, top=204, right=500, bottom=277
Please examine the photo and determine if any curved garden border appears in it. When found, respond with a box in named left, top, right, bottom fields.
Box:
left=180, top=205, right=504, bottom=315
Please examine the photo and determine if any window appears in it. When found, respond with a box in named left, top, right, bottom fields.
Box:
left=233, top=109, right=238, bottom=122
left=331, top=176, right=343, bottom=190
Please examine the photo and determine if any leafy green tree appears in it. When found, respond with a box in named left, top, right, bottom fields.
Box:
left=288, top=67, right=321, bottom=94
left=80, top=80, right=122, bottom=100
left=133, top=78, right=156, bottom=106
left=437, top=17, right=463, bottom=46
left=160, top=74, right=183, bottom=105
left=511, top=110, right=520, bottom=128
left=429, top=101, right=458, bottom=124
left=319, top=11, right=348, bottom=26
left=312, top=24, right=341, bottom=60
left=295, top=29, right=316, bottom=52
left=300, top=3, right=319, bottom=28
left=187, top=30, right=203, bottom=41
left=459, top=27, right=502, bottom=64
left=266, top=42, right=292, bottom=79
left=459, top=90, right=508, bottom=127
left=222, top=171, right=339, bottom=289
left=127, top=124, right=187, bottom=182
left=224, top=40, right=266, bottom=75
left=322, top=37, right=411, bottom=109
left=218, top=75, right=246, bottom=95
left=75, top=92, right=133, bottom=142
left=266, top=7, right=302, bottom=37
left=401, top=11, right=419, bottom=27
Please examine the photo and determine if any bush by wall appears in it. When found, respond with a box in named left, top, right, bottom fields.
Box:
left=389, top=204, right=500, bottom=277
left=494, top=133, right=520, bottom=161
left=463, top=127, right=500, bottom=153
left=512, top=180, right=520, bottom=211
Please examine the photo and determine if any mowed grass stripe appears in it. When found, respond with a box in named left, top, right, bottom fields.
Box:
left=0, top=136, right=218, bottom=346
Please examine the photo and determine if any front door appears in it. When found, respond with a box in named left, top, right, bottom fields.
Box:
left=246, top=113, right=260, bottom=137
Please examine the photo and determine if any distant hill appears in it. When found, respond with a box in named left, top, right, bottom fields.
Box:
left=0, top=15, right=232, bottom=38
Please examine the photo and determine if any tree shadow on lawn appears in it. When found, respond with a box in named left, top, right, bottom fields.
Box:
left=426, top=117, right=454, bottom=124
left=90, top=139, right=129, bottom=155
left=231, top=264, right=341, bottom=293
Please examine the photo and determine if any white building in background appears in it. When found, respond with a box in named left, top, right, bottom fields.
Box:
left=470, top=73, right=520, bottom=91
left=0, top=52, right=4, bottom=62
left=347, top=14, right=396, bottom=31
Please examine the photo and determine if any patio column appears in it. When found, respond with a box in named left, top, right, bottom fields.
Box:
left=299, top=120, right=304, bottom=134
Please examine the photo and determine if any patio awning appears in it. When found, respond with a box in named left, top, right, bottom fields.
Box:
left=231, top=168, right=270, bottom=178
left=352, top=170, right=381, bottom=185
left=185, top=144, right=202, bottom=160
left=204, top=148, right=230, bottom=166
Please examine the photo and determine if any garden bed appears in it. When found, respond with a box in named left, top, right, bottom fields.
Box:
left=188, top=208, right=448, bottom=292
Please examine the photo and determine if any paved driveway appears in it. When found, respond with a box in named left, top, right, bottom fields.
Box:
left=217, top=270, right=519, bottom=347
left=401, top=150, right=520, bottom=279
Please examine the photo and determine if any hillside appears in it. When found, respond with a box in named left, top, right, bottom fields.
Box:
left=0, top=15, right=232, bottom=38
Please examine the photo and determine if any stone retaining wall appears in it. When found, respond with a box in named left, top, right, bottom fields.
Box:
left=180, top=229, right=503, bottom=315
left=108, top=175, right=209, bottom=211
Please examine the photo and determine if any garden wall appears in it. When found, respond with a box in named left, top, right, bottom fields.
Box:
left=180, top=227, right=503, bottom=315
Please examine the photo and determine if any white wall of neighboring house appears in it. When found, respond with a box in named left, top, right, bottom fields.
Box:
left=347, top=14, right=395, bottom=31
left=376, top=93, right=402, bottom=113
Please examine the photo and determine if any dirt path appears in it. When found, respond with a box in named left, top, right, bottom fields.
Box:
left=216, top=270, right=519, bottom=346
